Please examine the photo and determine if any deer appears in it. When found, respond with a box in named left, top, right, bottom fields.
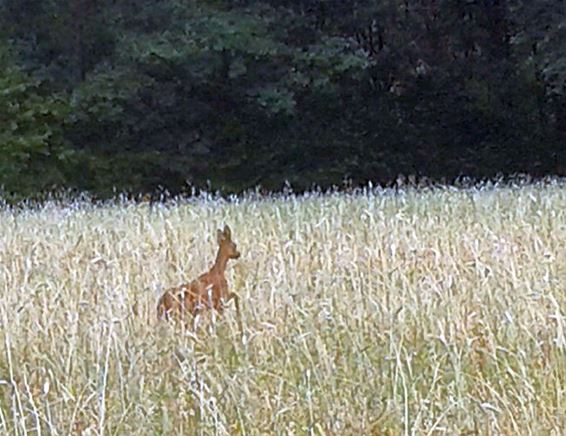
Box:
left=157, top=225, right=242, bottom=335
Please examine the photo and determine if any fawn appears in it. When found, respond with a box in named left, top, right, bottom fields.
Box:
left=157, top=225, right=242, bottom=332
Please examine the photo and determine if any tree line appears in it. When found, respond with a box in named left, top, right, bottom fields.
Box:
left=1, top=0, right=564, bottom=199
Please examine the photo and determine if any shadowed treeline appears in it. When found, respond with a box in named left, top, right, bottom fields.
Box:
left=1, top=0, right=565, bottom=199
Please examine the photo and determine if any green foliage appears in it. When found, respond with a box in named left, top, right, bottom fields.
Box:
left=0, top=0, right=564, bottom=198
left=0, top=46, right=75, bottom=198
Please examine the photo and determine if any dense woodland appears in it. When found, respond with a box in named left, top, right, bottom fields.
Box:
left=0, top=0, right=565, bottom=199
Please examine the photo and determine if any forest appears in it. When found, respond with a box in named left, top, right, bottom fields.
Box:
left=1, top=0, right=565, bottom=199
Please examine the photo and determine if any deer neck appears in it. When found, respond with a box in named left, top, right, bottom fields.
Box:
left=211, top=248, right=229, bottom=275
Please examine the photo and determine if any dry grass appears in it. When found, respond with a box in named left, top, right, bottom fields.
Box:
left=1, top=181, right=565, bottom=435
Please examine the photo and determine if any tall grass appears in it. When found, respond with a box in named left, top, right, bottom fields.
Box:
left=1, top=181, right=565, bottom=434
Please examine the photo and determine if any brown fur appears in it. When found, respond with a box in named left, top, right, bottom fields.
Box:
left=157, top=225, right=242, bottom=332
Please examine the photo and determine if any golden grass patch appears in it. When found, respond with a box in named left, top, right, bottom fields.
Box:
left=1, top=182, right=565, bottom=434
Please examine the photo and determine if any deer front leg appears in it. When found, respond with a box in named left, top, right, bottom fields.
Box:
left=226, top=292, right=243, bottom=338
left=183, top=285, right=204, bottom=331
left=213, top=301, right=224, bottom=314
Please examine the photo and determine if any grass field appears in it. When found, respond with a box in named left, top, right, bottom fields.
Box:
left=1, top=181, right=565, bottom=435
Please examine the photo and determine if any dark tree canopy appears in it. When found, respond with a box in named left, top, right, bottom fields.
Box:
left=1, top=0, right=564, bottom=199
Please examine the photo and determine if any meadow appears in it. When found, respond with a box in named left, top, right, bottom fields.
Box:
left=0, top=181, right=565, bottom=435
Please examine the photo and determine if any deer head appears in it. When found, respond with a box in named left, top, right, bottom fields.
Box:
left=217, top=225, right=240, bottom=260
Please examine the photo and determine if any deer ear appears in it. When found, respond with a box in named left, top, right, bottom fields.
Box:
left=217, top=229, right=225, bottom=244
left=223, top=225, right=232, bottom=239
